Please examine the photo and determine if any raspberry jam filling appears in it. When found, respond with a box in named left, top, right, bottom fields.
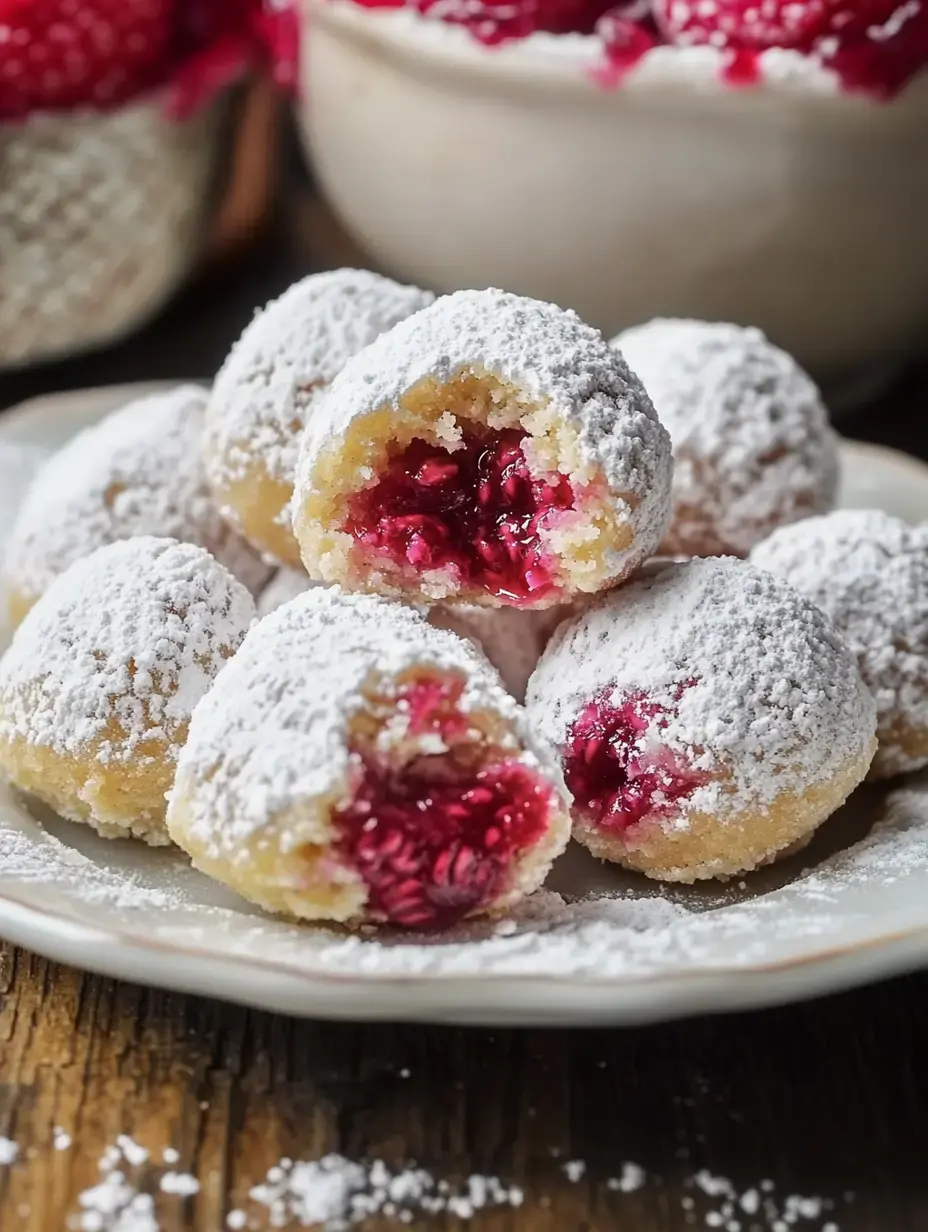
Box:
left=345, top=428, right=576, bottom=604
left=334, top=677, right=553, bottom=928
left=564, top=688, right=705, bottom=833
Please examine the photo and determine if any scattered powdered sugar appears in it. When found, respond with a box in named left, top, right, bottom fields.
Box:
left=528, top=558, right=876, bottom=823
left=2, top=386, right=268, bottom=608
left=75, top=1173, right=157, bottom=1232
left=247, top=1155, right=524, bottom=1228
left=54, top=1126, right=73, bottom=1151
left=70, top=1135, right=203, bottom=1231
left=116, top=1136, right=149, bottom=1168
left=170, top=587, right=567, bottom=861
left=0, top=537, right=256, bottom=764
left=614, top=319, right=838, bottom=557
left=206, top=269, right=434, bottom=493
left=752, top=510, right=928, bottom=776
left=296, top=288, right=673, bottom=578
left=688, top=1169, right=840, bottom=1231
left=607, top=1162, right=646, bottom=1193
left=0, top=1137, right=18, bottom=1164
left=159, top=1172, right=199, bottom=1197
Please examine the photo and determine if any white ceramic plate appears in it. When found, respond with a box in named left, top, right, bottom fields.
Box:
left=1, top=385, right=927, bottom=1027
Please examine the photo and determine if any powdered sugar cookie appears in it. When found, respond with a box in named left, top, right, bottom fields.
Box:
left=0, top=538, right=255, bottom=845
left=752, top=510, right=928, bottom=780
left=613, top=319, right=838, bottom=558
left=205, top=269, right=435, bottom=568
left=2, top=385, right=269, bottom=629
left=256, top=572, right=558, bottom=700
left=527, top=558, right=876, bottom=882
left=293, top=289, right=672, bottom=610
left=167, top=588, right=571, bottom=928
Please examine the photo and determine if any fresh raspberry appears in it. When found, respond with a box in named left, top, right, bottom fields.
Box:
left=0, top=0, right=176, bottom=120
left=345, top=428, right=576, bottom=605
left=654, top=0, right=928, bottom=96
left=564, top=687, right=705, bottom=833
left=334, top=677, right=553, bottom=929
left=593, top=2, right=659, bottom=85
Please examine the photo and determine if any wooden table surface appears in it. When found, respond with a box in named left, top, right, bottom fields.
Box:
left=1, top=181, right=927, bottom=1232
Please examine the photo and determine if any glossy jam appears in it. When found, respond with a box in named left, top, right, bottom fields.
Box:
left=564, top=689, right=704, bottom=832
left=335, top=677, right=553, bottom=928
left=346, top=428, right=576, bottom=604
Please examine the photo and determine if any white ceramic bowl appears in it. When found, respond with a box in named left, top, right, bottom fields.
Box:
left=298, top=1, right=928, bottom=390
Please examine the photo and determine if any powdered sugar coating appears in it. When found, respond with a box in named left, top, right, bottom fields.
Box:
left=528, top=557, right=876, bottom=819
left=171, top=587, right=568, bottom=859
left=0, top=537, right=255, bottom=762
left=751, top=510, right=928, bottom=777
left=2, top=386, right=269, bottom=612
left=205, top=269, right=436, bottom=494
left=613, top=319, right=838, bottom=556
left=295, top=288, right=673, bottom=581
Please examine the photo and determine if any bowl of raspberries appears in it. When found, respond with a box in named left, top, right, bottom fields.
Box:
left=0, top=0, right=297, bottom=370
left=297, top=0, right=928, bottom=394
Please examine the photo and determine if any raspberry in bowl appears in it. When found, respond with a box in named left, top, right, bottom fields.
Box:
left=0, top=0, right=296, bottom=370
left=297, top=0, right=928, bottom=393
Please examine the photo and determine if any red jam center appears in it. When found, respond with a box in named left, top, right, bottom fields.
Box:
left=334, top=679, right=553, bottom=928
left=564, top=689, right=704, bottom=833
left=345, top=428, right=576, bottom=604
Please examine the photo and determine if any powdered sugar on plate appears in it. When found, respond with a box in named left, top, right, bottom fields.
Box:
left=2, top=764, right=927, bottom=990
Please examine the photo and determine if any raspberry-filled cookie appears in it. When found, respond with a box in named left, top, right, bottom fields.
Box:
left=3, top=385, right=268, bottom=629
left=167, top=588, right=572, bottom=928
left=0, top=538, right=255, bottom=845
left=527, top=557, right=876, bottom=882
left=205, top=269, right=434, bottom=568
left=752, top=509, right=928, bottom=780
left=293, top=289, right=672, bottom=609
left=613, top=319, right=838, bottom=558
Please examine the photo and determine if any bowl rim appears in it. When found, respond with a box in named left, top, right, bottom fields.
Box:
left=305, top=0, right=928, bottom=118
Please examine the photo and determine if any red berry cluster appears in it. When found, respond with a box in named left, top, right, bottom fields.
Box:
left=349, top=0, right=928, bottom=96
left=0, top=0, right=299, bottom=122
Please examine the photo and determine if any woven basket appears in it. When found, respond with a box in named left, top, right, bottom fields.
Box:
left=0, top=95, right=229, bottom=371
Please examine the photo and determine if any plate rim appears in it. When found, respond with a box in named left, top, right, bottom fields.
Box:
left=3, top=382, right=928, bottom=1025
